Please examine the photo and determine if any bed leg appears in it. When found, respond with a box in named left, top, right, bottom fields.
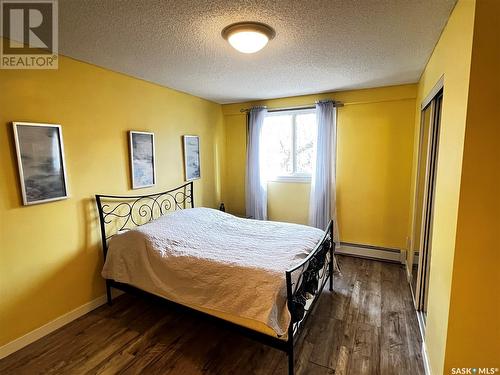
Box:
left=329, top=242, right=334, bottom=292
left=287, top=347, right=294, bottom=375
left=106, top=281, right=113, bottom=306
left=285, top=271, right=295, bottom=375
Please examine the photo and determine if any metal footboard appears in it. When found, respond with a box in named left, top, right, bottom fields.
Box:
left=285, top=220, right=335, bottom=375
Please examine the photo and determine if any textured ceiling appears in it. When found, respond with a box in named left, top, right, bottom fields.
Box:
left=59, top=0, right=456, bottom=104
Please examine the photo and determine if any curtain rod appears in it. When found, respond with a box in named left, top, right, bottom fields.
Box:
left=239, top=100, right=343, bottom=113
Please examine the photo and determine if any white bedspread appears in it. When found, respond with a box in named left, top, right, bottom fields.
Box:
left=101, top=207, right=324, bottom=336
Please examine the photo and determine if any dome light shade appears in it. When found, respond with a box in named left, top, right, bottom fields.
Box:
left=222, top=22, right=275, bottom=54
left=228, top=31, right=269, bottom=54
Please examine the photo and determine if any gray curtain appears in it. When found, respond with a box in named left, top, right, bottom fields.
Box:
left=309, top=101, right=339, bottom=244
left=245, top=106, right=268, bottom=220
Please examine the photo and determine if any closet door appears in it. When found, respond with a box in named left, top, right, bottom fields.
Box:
left=419, top=92, right=442, bottom=317
left=410, top=105, right=432, bottom=297
left=410, top=88, right=443, bottom=326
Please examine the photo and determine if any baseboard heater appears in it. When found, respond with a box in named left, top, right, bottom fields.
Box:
left=337, top=242, right=403, bottom=263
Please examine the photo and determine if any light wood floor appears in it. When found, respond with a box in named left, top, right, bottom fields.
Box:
left=0, top=256, right=425, bottom=375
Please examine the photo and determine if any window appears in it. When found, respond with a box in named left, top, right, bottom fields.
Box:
left=261, top=109, right=317, bottom=181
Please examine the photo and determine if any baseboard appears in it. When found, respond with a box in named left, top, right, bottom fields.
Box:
left=406, top=263, right=411, bottom=282
left=414, top=307, right=431, bottom=375
left=0, top=290, right=122, bottom=360
left=422, top=340, right=432, bottom=375
left=337, top=242, right=403, bottom=263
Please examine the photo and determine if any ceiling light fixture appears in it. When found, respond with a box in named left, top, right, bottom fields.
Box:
left=221, top=22, right=276, bottom=54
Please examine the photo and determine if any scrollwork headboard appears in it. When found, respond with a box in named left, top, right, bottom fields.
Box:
left=95, top=181, right=194, bottom=258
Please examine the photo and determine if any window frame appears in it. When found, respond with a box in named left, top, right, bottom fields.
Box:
left=263, top=108, right=316, bottom=183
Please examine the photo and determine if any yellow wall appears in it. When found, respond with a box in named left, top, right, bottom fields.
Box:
left=407, top=0, right=476, bottom=373
left=0, top=54, right=223, bottom=347
left=221, top=84, right=417, bottom=249
left=443, top=0, right=500, bottom=371
left=267, top=182, right=310, bottom=224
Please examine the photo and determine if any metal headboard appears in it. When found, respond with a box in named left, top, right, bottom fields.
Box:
left=95, top=181, right=194, bottom=258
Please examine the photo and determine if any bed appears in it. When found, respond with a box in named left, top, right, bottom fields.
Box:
left=96, top=182, right=336, bottom=375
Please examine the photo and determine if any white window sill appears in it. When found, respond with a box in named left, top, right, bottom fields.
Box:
left=269, top=175, right=311, bottom=183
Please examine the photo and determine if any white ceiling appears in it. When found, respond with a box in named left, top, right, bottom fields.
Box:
left=59, top=0, right=456, bottom=104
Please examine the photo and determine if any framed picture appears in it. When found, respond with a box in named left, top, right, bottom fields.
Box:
left=129, top=131, right=156, bottom=189
left=183, top=135, right=201, bottom=181
left=13, top=122, right=69, bottom=205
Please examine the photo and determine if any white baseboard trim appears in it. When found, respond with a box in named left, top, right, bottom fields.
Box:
left=406, top=263, right=412, bottom=282
left=422, top=339, right=432, bottom=375
left=0, top=290, right=122, bottom=360
left=403, top=251, right=429, bottom=374
left=414, top=306, right=431, bottom=375
left=336, top=243, right=403, bottom=263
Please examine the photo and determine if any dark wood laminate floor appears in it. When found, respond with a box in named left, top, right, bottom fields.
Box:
left=0, top=256, right=425, bottom=375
